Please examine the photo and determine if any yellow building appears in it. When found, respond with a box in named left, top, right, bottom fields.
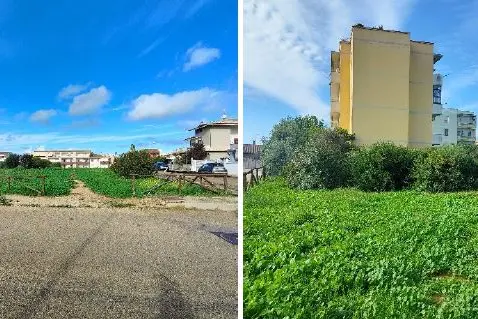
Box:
left=330, top=25, right=440, bottom=147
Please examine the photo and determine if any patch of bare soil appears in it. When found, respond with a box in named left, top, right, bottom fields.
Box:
left=5, top=180, right=237, bottom=212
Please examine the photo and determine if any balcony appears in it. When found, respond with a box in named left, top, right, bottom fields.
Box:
left=457, top=122, right=476, bottom=129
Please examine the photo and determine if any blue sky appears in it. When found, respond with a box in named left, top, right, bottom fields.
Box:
left=0, top=0, right=237, bottom=155
left=244, top=0, right=478, bottom=143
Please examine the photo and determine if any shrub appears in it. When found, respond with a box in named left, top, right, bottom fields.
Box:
left=4, top=153, right=20, bottom=168
left=285, top=128, right=355, bottom=190
left=350, top=143, right=417, bottom=191
left=110, top=145, right=155, bottom=177
left=262, top=116, right=325, bottom=176
left=413, top=146, right=478, bottom=192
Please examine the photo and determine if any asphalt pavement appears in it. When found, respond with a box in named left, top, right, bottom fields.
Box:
left=0, top=207, right=237, bottom=319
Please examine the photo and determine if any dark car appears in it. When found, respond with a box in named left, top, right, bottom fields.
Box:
left=198, top=163, right=228, bottom=174
left=153, top=161, right=169, bottom=171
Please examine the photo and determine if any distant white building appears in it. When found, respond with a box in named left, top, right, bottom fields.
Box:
left=32, top=150, right=114, bottom=168
left=0, top=152, right=11, bottom=162
left=432, top=73, right=477, bottom=146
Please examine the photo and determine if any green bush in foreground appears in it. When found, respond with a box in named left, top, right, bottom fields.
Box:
left=286, top=128, right=355, bottom=190
left=244, top=179, right=478, bottom=318
left=413, top=146, right=478, bottom=192
left=350, top=142, right=417, bottom=192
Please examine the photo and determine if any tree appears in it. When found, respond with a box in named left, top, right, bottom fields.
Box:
left=19, top=154, right=34, bottom=168
left=262, top=116, right=325, bottom=176
left=286, top=128, right=355, bottom=190
left=188, top=142, right=207, bottom=161
left=110, top=148, right=155, bottom=177
left=4, top=154, right=20, bottom=168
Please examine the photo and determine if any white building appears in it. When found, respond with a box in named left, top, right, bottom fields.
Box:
left=32, top=150, right=114, bottom=168
left=0, top=152, right=11, bottom=162
left=186, top=115, right=238, bottom=161
left=432, top=73, right=477, bottom=145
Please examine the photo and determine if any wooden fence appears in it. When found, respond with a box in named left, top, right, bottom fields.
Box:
left=0, top=175, right=47, bottom=195
left=130, top=171, right=232, bottom=196
left=243, top=167, right=266, bottom=191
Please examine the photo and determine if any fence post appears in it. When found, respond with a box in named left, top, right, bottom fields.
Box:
left=223, top=174, right=228, bottom=191
left=131, top=174, right=136, bottom=196
left=262, top=167, right=266, bottom=179
left=178, top=175, right=184, bottom=193
left=39, top=176, right=46, bottom=195
left=243, top=172, right=247, bottom=192
left=255, top=168, right=259, bottom=182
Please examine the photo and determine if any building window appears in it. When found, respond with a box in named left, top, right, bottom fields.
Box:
left=433, top=85, right=441, bottom=104
left=234, top=138, right=238, bottom=144
left=444, top=116, right=449, bottom=124
left=444, top=129, right=448, bottom=136
left=469, top=131, right=472, bottom=137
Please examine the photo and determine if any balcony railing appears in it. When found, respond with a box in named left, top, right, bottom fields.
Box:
left=432, top=134, right=443, bottom=145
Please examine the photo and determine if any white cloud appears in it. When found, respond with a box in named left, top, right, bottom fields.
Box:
left=0, top=131, right=185, bottom=149
left=127, top=88, right=218, bottom=120
left=58, top=83, right=91, bottom=100
left=183, top=42, right=221, bottom=71
left=244, top=0, right=416, bottom=120
left=69, top=86, right=112, bottom=116
left=29, top=109, right=57, bottom=124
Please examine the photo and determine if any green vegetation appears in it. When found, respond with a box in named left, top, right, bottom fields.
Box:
left=263, top=116, right=478, bottom=193
left=244, top=179, right=478, bottom=318
left=110, top=144, right=157, bottom=177
left=0, top=168, right=74, bottom=196
left=0, top=168, right=217, bottom=197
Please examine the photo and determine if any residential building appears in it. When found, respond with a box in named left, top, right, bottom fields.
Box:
left=186, top=115, right=238, bottom=160
left=330, top=24, right=439, bottom=147
left=431, top=72, right=477, bottom=145
left=244, top=143, right=262, bottom=169
left=89, top=155, right=115, bottom=168
left=32, top=150, right=114, bottom=168
left=433, top=108, right=476, bottom=145
left=0, top=152, right=11, bottom=162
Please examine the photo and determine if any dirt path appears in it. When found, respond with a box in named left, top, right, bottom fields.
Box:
left=5, top=180, right=237, bottom=212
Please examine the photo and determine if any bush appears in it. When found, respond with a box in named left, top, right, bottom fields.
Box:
left=413, top=146, right=478, bottom=192
left=350, top=143, right=417, bottom=192
left=262, top=116, right=325, bottom=176
left=4, top=154, right=20, bottom=168
left=110, top=146, right=155, bottom=177
left=285, top=128, right=355, bottom=189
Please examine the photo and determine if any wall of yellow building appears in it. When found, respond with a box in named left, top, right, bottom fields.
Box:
left=408, top=41, right=434, bottom=147
left=350, top=27, right=411, bottom=146
left=338, top=41, right=351, bottom=131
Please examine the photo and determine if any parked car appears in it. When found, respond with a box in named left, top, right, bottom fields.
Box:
left=198, top=163, right=228, bottom=174
left=153, top=161, right=169, bottom=171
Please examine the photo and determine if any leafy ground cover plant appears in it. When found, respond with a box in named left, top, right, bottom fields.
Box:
left=244, top=178, right=478, bottom=318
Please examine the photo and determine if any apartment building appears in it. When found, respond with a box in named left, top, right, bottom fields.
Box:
left=186, top=115, right=238, bottom=160
left=431, top=71, right=477, bottom=145
left=433, top=108, right=476, bottom=145
left=330, top=25, right=439, bottom=147
left=0, top=152, right=11, bottom=162
left=32, top=150, right=113, bottom=168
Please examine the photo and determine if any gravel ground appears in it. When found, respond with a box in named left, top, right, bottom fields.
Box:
left=5, top=180, right=238, bottom=212
left=0, top=206, right=237, bottom=318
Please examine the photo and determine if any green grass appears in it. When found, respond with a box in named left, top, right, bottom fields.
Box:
left=0, top=168, right=219, bottom=197
left=244, top=178, right=478, bottom=318
left=0, top=168, right=74, bottom=196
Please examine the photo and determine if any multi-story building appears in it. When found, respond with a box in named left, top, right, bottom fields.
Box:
left=32, top=150, right=114, bottom=168
left=186, top=115, right=238, bottom=160
left=431, top=72, right=477, bottom=145
left=0, top=152, right=11, bottom=162
left=433, top=108, right=476, bottom=145
left=330, top=24, right=440, bottom=147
